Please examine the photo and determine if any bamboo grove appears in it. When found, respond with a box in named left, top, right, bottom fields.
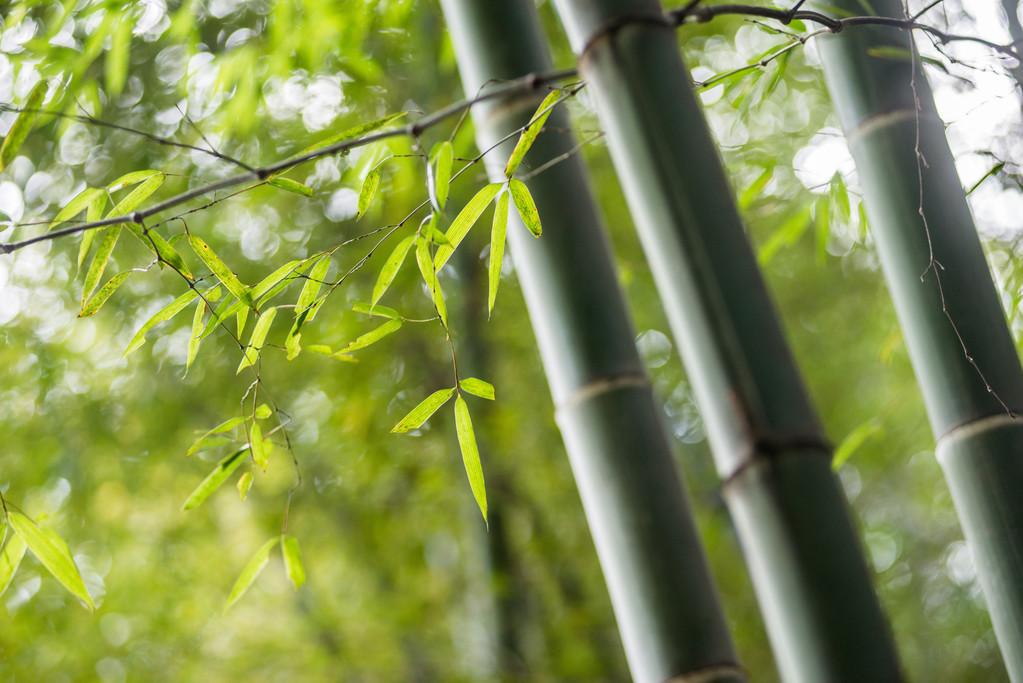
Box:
left=1, top=1, right=1022, bottom=681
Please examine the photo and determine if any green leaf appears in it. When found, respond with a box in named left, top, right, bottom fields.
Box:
left=454, top=395, right=488, bottom=523
left=125, top=288, right=200, bottom=355
left=429, top=141, right=453, bottom=211
left=338, top=318, right=402, bottom=354
left=81, top=227, right=121, bottom=304
left=185, top=296, right=208, bottom=374
left=416, top=231, right=447, bottom=327
left=77, top=193, right=109, bottom=270
left=251, top=259, right=303, bottom=305
left=459, top=377, right=495, bottom=401
left=237, top=307, right=278, bottom=373
left=268, top=177, right=313, bottom=197
left=357, top=166, right=382, bottom=220
left=372, top=234, right=415, bottom=306
left=832, top=419, right=883, bottom=470
left=285, top=319, right=303, bottom=360
left=254, top=403, right=273, bottom=420
left=739, top=168, right=773, bottom=211
left=79, top=270, right=132, bottom=317
left=107, top=169, right=161, bottom=192
left=0, top=80, right=47, bottom=173
left=201, top=297, right=243, bottom=339
left=182, top=447, right=248, bottom=510
left=50, top=187, right=103, bottom=230
left=236, top=471, right=253, bottom=501
left=391, top=387, right=456, bottom=433
left=433, top=183, right=503, bottom=270
left=294, top=112, right=407, bottom=158
left=504, top=90, right=560, bottom=178
left=249, top=422, right=269, bottom=470
left=189, top=235, right=251, bottom=304
left=186, top=415, right=245, bottom=457
left=148, top=231, right=194, bottom=280
left=352, top=302, right=400, bottom=319
left=966, top=162, right=1005, bottom=196
left=105, top=15, right=131, bottom=97
left=225, top=537, right=280, bottom=610
left=488, top=190, right=508, bottom=317
left=509, top=179, right=541, bottom=237
left=296, top=255, right=330, bottom=315
left=8, top=511, right=94, bottom=609
left=0, top=532, right=28, bottom=597
left=281, top=535, right=306, bottom=589
left=109, top=173, right=165, bottom=220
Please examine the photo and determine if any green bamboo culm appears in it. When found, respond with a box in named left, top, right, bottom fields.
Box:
left=814, top=2, right=1023, bottom=679
left=549, top=1, right=904, bottom=681
left=439, top=1, right=742, bottom=681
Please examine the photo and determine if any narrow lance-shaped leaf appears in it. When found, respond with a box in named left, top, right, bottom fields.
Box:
left=50, top=187, right=103, bottom=231
left=454, top=395, right=488, bottom=523
left=185, top=296, right=207, bottom=374
left=504, top=90, right=561, bottom=178
left=254, top=403, right=273, bottom=420
left=189, top=235, right=251, bottom=304
left=109, top=173, right=164, bottom=223
left=225, top=537, right=280, bottom=610
left=107, top=169, right=161, bottom=192
left=433, top=183, right=503, bottom=270
left=186, top=414, right=245, bottom=457
left=81, top=227, right=121, bottom=304
left=250, top=260, right=304, bottom=304
left=338, top=318, right=402, bottom=354
left=0, top=80, right=47, bottom=173
left=0, top=532, right=28, bottom=597
left=146, top=230, right=194, bottom=281
left=509, top=179, right=541, bottom=237
left=79, top=270, right=133, bottom=317
left=372, top=234, right=415, bottom=306
left=488, top=190, right=508, bottom=317
left=281, top=535, right=306, bottom=589
left=430, top=141, right=453, bottom=211
left=459, top=377, right=496, bottom=401
left=237, top=471, right=253, bottom=501
left=294, top=111, right=407, bottom=158
left=125, top=288, right=199, bottom=355
left=8, top=511, right=94, bottom=609
left=105, top=15, right=131, bottom=96
left=77, top=192, right=108, bottom=270
left=352, top=302, right=401, bottom=319
left=416, top=231, right=447, bottom=327
left=268, top=177, right=313, bottom=197
left=249, top=422, right=269, bottom=470
left=238, top=307, right=278, bottom=373
left=392, top=387, right=456, bottom=433
left=296, top=255, right=330, bottom=316
left=182, top=447, right=248, bottom=510
left=357, top=166, right=382, bottom=220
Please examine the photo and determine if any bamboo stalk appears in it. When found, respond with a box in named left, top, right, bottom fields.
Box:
left=814, top=2, right=1023, bottom=679
left=549, top=1, right=903, bottom=681
left=439, top=1, right=743, bottom=681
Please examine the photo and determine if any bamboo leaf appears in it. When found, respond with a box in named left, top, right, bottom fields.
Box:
left=186, top=415, right=245, bottom=457
left=251, top=259, right=303, bottom=304
left=0, top=532, right=28, bottom=597
left=268, top=177, right=313, bottom=197
left=0, top=80, right=47, bottom=173
left=391, top=387, right=456, bottom=433
left=509, top=179, right=541, bottom=237
left=225, top=537, right=280, bottom=610
left=8, top=512, right=94, bottom=609
left=77, top=193, right=108, bottom=270
left=237, top=307, right=278, bottom=373
left=105, top=15, right=131, bottom=96
left=182, top=447, right=248, bottom=510
left=459, top=377, right=495, bottom=401
left=109, top=173, right=164, bottom=219
left=433, top=183, right=503, bottom=270
left=352, top=302, right=401, bottom=319
left=185, top=296, right=208, bottom=374
left=832, top=419, right=883, bottom=471
left=488, top=190, right=508, bottom=317
left=416, top=232, right=447, bottom=327
left=454, top=395, right=488, bottom=523
left=249, top=422, right=268, bottom=470
left=372, top=235, right=415, bottom=306
left=281, top=535, right=306, bottom=589
left=125, top=288, right=200, bottom=355
left=236, top=471, right=253, bottom=501
left=430, top=141, right=453, bottom=210
left=81, top=227, right=121, bottom=304
left=50, top=187, right=103, bottom=230
left=504, top=90, right=560, bottom=177
left=294, top=112, right=407, bottom=158
left=201, top=297, right=243, bottom=339
left=296, top=256, right=330, bottom=315
left=189, top=235, right=251, bottom=304
left=357, top=166, right=382, bottom=219
left=107, top=169, right=161, bottom=192
left=254, top=403, right=273, bottom=420
left=79, top=270, right=132, bottom=317
left=338, top=318, right=402, bottom=354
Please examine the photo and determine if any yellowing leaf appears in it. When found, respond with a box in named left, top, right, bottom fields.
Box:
left=433, top=183, right=502, bottom=270
left=186, top=415, right=244, bottom=457
left=188, top=235, right=250, bottom=304
left=391, top=387, right=456, bottom=433
left=182, top=447, right=248, bottom=510
left=509, top=179, right=541, bottom=237
left=454, top=395, right=487, bottom=523
left=504, top=90, right=560, bottom=177
left=488, top=190, right=508, bottom=317
left=8, top=511, right=94, bottom=609
left=281, top=535, right=305, bottom=589
left=416, top=231, right=447, bottom=327
left=352, top=302, right=400, bottom=319
left=225, top=537, right=280, bottom=610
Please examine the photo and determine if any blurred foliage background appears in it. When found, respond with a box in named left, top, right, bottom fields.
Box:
left=1, top=0, right=1022, bottom=681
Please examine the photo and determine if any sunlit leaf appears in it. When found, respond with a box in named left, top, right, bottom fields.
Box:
left=251, top=259, right=303, bottom=305
left=107, top=169, right=161, bottom=193
left=254, top=403, right=273, bottom=420
left=0, top=532, right=28, bottom=597
left=454, top=395, right=487, bottom=523
left=182, top=447, right=247, bottom=510
left=50, top=187, right=103, bottom=231
left=186, top=296, right=208, bottom=374
left=416, top=231, right=447, bottom=327
left=225, top=537, right=280, bottom=610
left=509, top=179, right=541, bottom=237
left=296, top=255, right=330, bottom=315
left=391, top=387, right=455, bottom=433
left=186, top=415, right=245, bottom=457
left=237, top=307, right=278, bottom=373
left=352, top=302, right=401, bottom=319
left=189, top=235, right=251, bottom=304
left=338, top=318, right=402, bottom=354
left=249, top=422, right=269, bottom=470
left=105, top=15, right=131, bottom=97
left=79, top=270, right=132, bottom=317
left=357, top=166, right=382, bottom=219
left=236, top=471, right=253, bottom=501
left=109, top=173, right=164, bottom=220
left=372, top=234, right=415, bottom=306
left=488, top=190, right=508, bottom=317
left=8, top=511, right=94, bottom=609
left=833, top=419, right=884, bottom=470
left=0, top=80, right=47, bottom=173
left=294, top=112, right=407, bottom=158
left=504, top=90, right=560, bottom=178
left=433, top=183, right=502, bottom=270
left=268, top=177, right=314, bottom=197
left=430, top=141, right=453, bottom=211
left=81, top=227, right=121, bottom=304
left=125, top=288, right=200, bottom=355
left=459, top=377, right=495, bottom=401
left=281, top=535, right=306, bottom=589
